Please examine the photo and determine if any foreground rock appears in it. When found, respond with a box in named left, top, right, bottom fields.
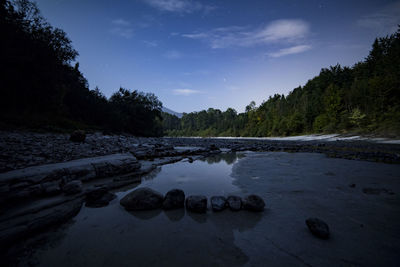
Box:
left=186, top=195, right=207, bottom=213
left=0, top=153, right=140, bottom=204
left=210, top=196, right=227, bottom=211
left=163, top=189, right=185, bottom=210
left=243, top=195, right=265, bottom=212
left=85, top=187, right=116, bottom=208
left=306, top=217, right=330, bottom=239
left=120, top=187, right=164, bottom=211
left=62, top=180, right=83, bottom=195
left=227, top=196, right=242, bottom=211
left=0, top=198, right=83, bottom=249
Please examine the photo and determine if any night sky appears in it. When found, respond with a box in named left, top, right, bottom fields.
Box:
left=35, top=0, right=400, bottom=112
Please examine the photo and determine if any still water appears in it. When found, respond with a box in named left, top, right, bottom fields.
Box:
left=21, top=152, right=400, bottom=267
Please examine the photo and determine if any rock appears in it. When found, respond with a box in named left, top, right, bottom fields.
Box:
left=85, top=187, right=116, bottom=208
left=209, top=144, right=218, bottom=150
left=69, top=130, right=86, bottom=142
left=243, top=195, right=265, bottom=212
left=186, top=195, right=207, bottom=213
left=120, top=187, right=164, bottom=211
left=210, top=196, right=227, bottom=211
left=163, top=189, right=185, bottom=210
left=306, top=217, right=330, bottom=239
left=349, top=183, right=356, bottom=188
left=62, top=180, right=82, bottom=195
left=41, top=182, right=61, bottom=196
left=227, top=196, right=242, bottom=211
left=0, top=198, right=83, bottom=249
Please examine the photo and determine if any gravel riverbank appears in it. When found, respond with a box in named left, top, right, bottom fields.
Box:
left=1, top=131, right=399, bottom=174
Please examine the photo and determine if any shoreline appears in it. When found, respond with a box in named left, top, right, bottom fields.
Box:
left=1, top=131, right=400, bottom=174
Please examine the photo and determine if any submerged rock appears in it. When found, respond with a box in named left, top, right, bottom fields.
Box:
left=163, top=189, right=185, bottom=210
left=86, top=187, right=116, bottom=208
left=62, top=180, right=82, bottom=195
left=120, top=187, right=164, bottom=211
left=243, top=195, right=265, bottom=212
left=227, top=196, right=242, bottom=211
left=186, top=195, right=207, bottom=213
left=210, top=196, right=227, bottom=211
left=306, top=217, right=330, bottom=239
left=69, top=130, right=86, bottom=142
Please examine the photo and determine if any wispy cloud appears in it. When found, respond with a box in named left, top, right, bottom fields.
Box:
left=143, top=0, right=216, bottom=14
left=267, top=44, right=312, bottom=58
left=143, top=40, right=158, bottom=47
left=172, top=89, right=201, bottom=96
left=110, top=18, right=133, bottom=39
left=111, top=18, right=131, bottom=26
left=164, top=50, right=182, bottom=59
left=357, top=1, right=400, bottom=34
left=182, top=19, right=310, bottom=49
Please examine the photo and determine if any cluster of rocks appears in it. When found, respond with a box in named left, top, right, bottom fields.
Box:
left=1, top=131, right=399, bottom=173
left=0, top=131, right=225, bottom=173
left=0, top=153, right=142, bottom=205
left=120, top=187, right=330, bottom=240
left=166, top=137, right=400, bottom=163
left=119, top=187, right=265, bottom=213
left=0, top=153, right=155, bottom=249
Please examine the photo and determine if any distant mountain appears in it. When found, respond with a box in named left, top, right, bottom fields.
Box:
left=162, top=107, right=183, bottom=118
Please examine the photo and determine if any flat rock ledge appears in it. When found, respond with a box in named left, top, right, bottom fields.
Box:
left=0, top=153, right=140, bottom=204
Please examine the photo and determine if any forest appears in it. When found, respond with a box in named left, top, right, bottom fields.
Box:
left=1, top=0, right=399, bottom=137
left=0, top=0, right=163, bottom=136
left=163, top=26, right=400, bottom=137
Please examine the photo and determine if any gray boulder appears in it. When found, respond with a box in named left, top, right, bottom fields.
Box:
left=163, top=189, right=185, bottom=210
left=227, top=196, right=242, bottom=211
left=306, top=217, right=330, bottom=239
left=186, top=195, right=207, bottom=213
left=243, top=195, right=265, bottom=212
left=210, top=196, right=227, bottom=211
left=120, top=187, right=164, bottom=211
left=62, top=180, right=82, bottom=195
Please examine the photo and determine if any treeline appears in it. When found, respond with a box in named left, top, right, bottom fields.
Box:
left=0, top=0, right=163, bottom=136
left=164, top=27, right=400, bottom=137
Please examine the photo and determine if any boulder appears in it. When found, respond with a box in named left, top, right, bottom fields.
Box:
left=69, top=130, right=86, bottom=142
left=306, top=217, right=330, bottom=239
left=62, top=180, right=82, bottom=195
left=163, top=189, right=185, bottom=210
left=85, top=187, right=116, bottom=208
left=186, top=195, right=207, bottom=213
left=41, top=181, right=61, bottom=196
left=243, top=195, right=265, bottom=212
left=210, top=196, right=227, bottom=211
left=120, top=187, right=164, bottom=211
left=227, top=196, right=242, bottom=211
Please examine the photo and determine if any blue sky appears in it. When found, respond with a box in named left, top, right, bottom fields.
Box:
left=35, top=0, right=400, bottom=113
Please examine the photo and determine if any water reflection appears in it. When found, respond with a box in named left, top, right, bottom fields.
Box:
left=129, top=209, right=162, bottom=220
left=17, top=152, right=265, bottom=266
left=164, top=209, right=185, bottom=222
left=132, top=153, right=242, bottom=197
left=199, top=152, right=246, bottom=165
left=187, top=211, right=208, bottom=224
